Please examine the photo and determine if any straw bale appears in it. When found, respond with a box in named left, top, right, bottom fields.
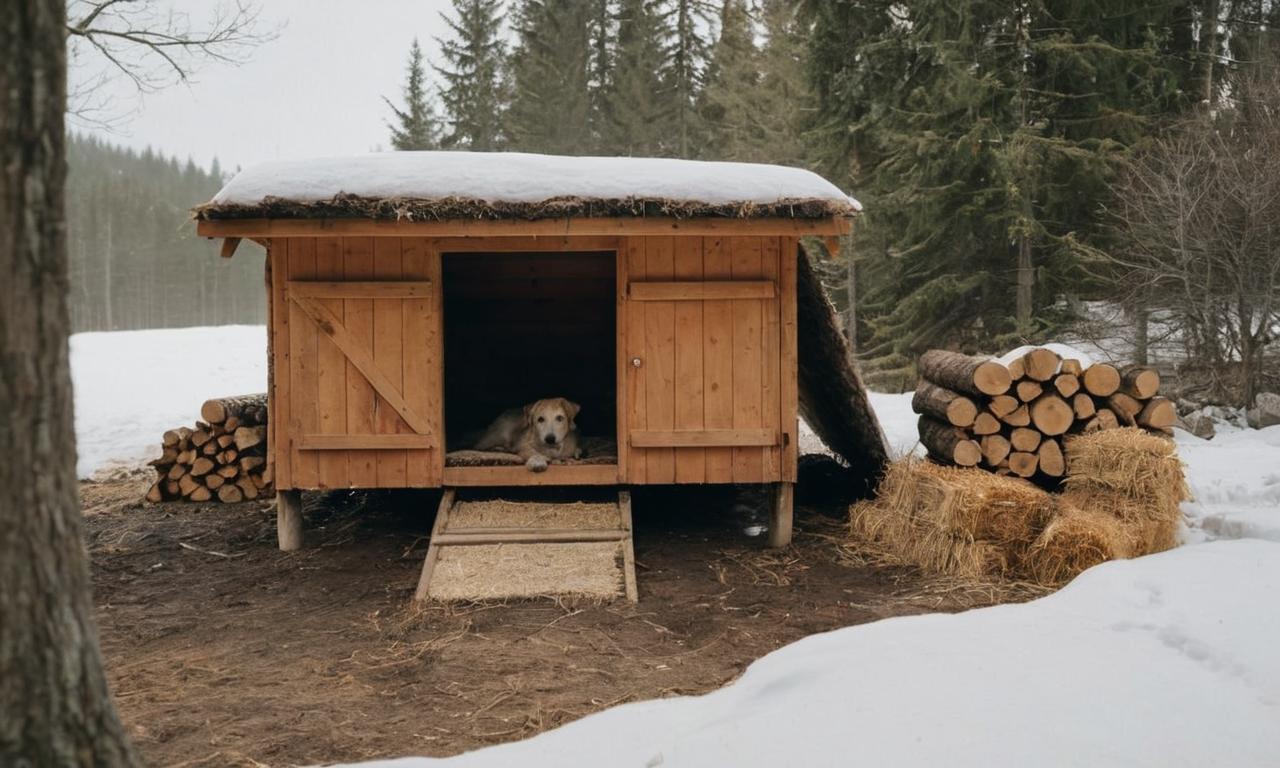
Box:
left=1025, top=507, right=1127, bottom=585
left=849, top=459, right=1057, bottom=580
left=1062, top=428, right=1189, bottom=505
left=426, top=542, right=624, bottom=601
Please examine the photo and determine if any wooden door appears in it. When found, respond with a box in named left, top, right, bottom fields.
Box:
left=272, top=237, right=443, bottom=490
left=623, top=235, right=797, bottom=485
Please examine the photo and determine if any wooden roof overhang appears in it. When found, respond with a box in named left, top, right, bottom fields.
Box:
left=197, top=216, right=853, bottom=259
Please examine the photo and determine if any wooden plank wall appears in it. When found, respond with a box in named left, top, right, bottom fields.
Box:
left=268, top=233, right=795, bottom=490
left=272, top=236, right=443, bottom=489
left=624, top=235, right=794, bottom=485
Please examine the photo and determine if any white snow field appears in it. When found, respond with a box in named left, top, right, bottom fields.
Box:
left=70, top=325, right=266, bottom=479
left=208, top=151, right=863, bottom=211
left=66, top=326, right=1280, bottom=767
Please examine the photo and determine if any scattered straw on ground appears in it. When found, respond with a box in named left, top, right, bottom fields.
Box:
left=450, top=500, right=621, bottom=531
left=427, top=542, right=624, bottom=601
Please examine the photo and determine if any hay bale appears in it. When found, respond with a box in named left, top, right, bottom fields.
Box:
left=1062, top=428, right=1189, bottom=506
left=850, top=459, right=1057, bottom=580
left=1025, top=507, right=1127, bottom=585
left=1061, top=427, right=1187, bottom=557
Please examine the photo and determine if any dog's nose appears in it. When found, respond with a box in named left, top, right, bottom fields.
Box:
left=544, top=435, right=557, bottom=445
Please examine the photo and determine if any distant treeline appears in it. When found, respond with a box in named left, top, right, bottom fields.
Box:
left=66, top=134, right=265, bottom=333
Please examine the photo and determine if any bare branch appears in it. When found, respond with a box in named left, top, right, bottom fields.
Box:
left=65, top=0, right=279, bottom=122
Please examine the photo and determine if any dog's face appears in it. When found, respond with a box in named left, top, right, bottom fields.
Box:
left=525, top=398, right=580, bottom=447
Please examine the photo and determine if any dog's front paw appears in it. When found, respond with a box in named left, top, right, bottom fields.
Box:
left=525, top=455, right=549, bottom=473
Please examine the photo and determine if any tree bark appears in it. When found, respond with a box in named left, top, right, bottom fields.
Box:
left=0, top=3, right=138, bottom=764
left=917, top=350, right=1011, bottom=397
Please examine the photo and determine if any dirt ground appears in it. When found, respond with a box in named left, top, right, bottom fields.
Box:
left=82, top=469, right=1041, bottom=767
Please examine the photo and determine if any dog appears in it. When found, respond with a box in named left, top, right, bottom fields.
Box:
left=472, top=398, right=582, bottom=472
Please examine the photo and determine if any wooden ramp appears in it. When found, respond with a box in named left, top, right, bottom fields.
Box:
left=415, top=490, right=638, bottom=602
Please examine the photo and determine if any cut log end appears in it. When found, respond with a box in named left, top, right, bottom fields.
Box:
left=1030, top=395, right=1074, bottom=436
left=1082, top=363, right=1121, bottom=397
left=1021, top=348, right=1062, bottom=382
left=1137, top=397, right=1177, bottom=429
left=1008, top=452, right=1039, bottom=477
left=1121, top=367, right=1161, bottom=399
left=1038, top=439, right=1065, bottom=477
left=912, top=381, right=978, bottom=427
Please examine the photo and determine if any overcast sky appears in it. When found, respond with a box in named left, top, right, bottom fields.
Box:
left=73, top=0, right=456, bottom=173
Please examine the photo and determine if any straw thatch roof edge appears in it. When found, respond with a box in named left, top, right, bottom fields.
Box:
left=192, top=193, right=858, bottom=222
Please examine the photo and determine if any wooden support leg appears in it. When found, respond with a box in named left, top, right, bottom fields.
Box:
left=767, top=482, right=794, bottom=548
left=276, top=490, right=303, bottom=551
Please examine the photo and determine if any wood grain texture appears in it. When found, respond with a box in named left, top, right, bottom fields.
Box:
left=271, top=239, right=293, bottom=489
left=702, top=236, right=734, bottom=482
left=287, top=238, right=319, bottom=488
left=343, top=237, right=378, bottom=487
left=630, top=280, right=774, bottom=301
left=314, top=236, right=348, bottom=488
left=373, top=238, right=408, bottom=487
left=730, top=236, right=764, bottom=482
left=643, top=236, right=676, bottom=483
left=672, top=237, right=706, bottom=482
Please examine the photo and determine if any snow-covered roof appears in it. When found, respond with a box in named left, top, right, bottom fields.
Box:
left=195, top=151, right=861, bottom=221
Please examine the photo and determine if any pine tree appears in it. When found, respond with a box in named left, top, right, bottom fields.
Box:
left=603, top=0, right=673, bottom=155
left=587, top=0, right=616, bottom=149
left=754, top=0, right=812, bottom=166
left=657, top=0, right=716, bottom=157
left=435, top=0, right=508, bottom=150
left=698, top=0, right=759, bottom=160
left=802, top=0, right=1193, bottom=372
left=699, top=0, right=813, bottom=163
left=385, top=39, right=440, bottom=151
left=506, top=0, right=594, bottom=154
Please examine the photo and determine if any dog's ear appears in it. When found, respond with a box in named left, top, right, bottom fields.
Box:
left=523, top=402, right=535, bottom=425
left=561, top=399, right=581, bottom=424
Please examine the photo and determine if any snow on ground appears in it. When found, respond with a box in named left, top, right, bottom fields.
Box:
left=71, top=325, right=266, bottom=478
left=211, top=151, right=862, bottom=211
left=65, top=327, right=1280, bottom=766
left=1177, top=424, right=1280, bottom=543
left=356, top=539, right=1280, bottom=768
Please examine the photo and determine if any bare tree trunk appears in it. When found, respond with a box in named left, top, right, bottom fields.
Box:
left=1202, top=0, right=1220, bottom=106
left=0, top=2, right=139, bottom=765
left=843, top=236, right=857, bottom=353
left=1016, top=229, right=1033, bottom=332
left=1132, top=300, right=1149, bottom=366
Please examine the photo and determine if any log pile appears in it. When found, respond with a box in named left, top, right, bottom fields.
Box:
left=144, top=393, right=272, bottom=503
left=913, top=348, right=1176, bottom=484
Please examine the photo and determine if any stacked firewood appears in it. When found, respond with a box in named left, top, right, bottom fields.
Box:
left=913, top=348, right=1176, bottom=482
left=145, top=394, right=272, bottom=503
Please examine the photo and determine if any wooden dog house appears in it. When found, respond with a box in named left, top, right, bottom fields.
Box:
left=195, top=152, right=887, bottom=563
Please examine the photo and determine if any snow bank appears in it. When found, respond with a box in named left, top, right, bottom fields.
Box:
left=351, top=540, right=1280, bottom=768
left=70, top=326, right=266, bottom=478
left=209, top=151, right=863, bottom=211
left=1178, top=424, right=1280, bottom=543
